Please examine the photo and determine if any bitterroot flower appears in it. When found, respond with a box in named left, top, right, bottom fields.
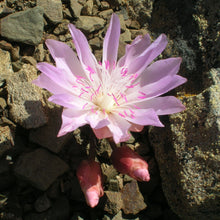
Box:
left=111, top=146, right=150, bottom=181
left=76, top=160, right=104, bottom=208
left=33, top=13, right=187, bottom=143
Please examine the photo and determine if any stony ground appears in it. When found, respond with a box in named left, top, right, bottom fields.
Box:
left=0, top=0, right=219, bottom=220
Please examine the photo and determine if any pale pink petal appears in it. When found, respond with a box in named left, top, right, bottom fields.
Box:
left=92, top=126, right=113, bottom=139
left=34, top=62, right=74, bottom=94
left=134, top=96, right=185, bottom=115
left=139, top=57, right=182, bottom=86
left=118, top=34, right=151, bottom=68
left=107, top=114, right=131, bottom=143
left=133, top=168, right=150, bottom=182
left=129, top=124, right=144, bottom=132
left=85, top=113, right=110, bottom=129
left=124, top=108, right=164, bottom=127
left=85, top=191, right=99, bottom=208
left=125, top=34, right=168, bottom=75
left=48, top=93, right=87, bottom=109
left=68, top=24, right=98, bottom=70
left=139, top=75, right=187, bottom=99
left=102, top=13, right=120, bottom=71
left=45, top=39, right=86, bottom=79
left=57, top=108, right=87, bottom=137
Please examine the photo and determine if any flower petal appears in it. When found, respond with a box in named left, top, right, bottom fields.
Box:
left=129, top=124, right=144, bottom=132
left=125, top=34, right=168, bottom=75
left=33, top=63, right=73, bottom=94
left=48, top=93, right=87, bottom=109
left=118, top=34, right=151, bottom=68
left=102, top=13, right=120, bottom=71
left=45, top=39, right=86, bottom=79
left=139, top=57, right=182, bottom=86
left=139, top=74, right=187, bottom=99
left=124, top=108, right=164, bottom=127
left=57, top=108, right=87, bottom=137
left=92, top=126, right=113, bottom=139
left=85, top=113, right=110, bottom=129
left=107, top=114, right=131, bottom=143
left=68, top=24, right=98, bottom=70
left=134, top=96, right=185, bottom=115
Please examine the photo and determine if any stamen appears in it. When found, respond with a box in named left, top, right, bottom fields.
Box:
left=76, top=76, right=86, bottom=86
left=82, top=103, right=88, bottom=109
left=124, top=110, right=128, bottom=116
left=86, top=66, right=96, bottom=82
left=118, top=113, right=125, bottom=118
left=112, top=93, right=120, bottom=106
left=121, top=93, right=128, bottom=103
left=126, top=82, right=139, bottom=88
left=129, top=108, right=135, bottom=114
left=95, top=84, right=101, bottom=94
left=133, top=105, right=140, bottom=109
left=138, top=91, right=147, bottom=99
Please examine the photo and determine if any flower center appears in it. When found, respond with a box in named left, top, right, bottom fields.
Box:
left=93, top=93, right=116, bottom=113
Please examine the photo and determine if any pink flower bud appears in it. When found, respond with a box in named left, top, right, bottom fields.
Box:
left=76, top=160, right=104, bottom=208
left=111, top=146, right=150, bottom=182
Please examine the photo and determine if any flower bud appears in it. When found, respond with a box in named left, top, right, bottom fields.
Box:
left=111, top=146, right=150, bottom=182
left=76, top=160, right=104, bottom=207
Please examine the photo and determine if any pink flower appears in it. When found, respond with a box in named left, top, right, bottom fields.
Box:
left=76, top=160, right=104, bottom=208
left=33, top=13, right=187, bottom=143
left=111, top=146, right=150, bottom=182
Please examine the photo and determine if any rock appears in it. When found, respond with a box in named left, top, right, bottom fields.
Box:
left=36, top=0, right=63, bottom=24
left=14, top=148, right=69, bottom=191
left=128, top=0, right=153, bottom=26
left=89, top=37, right=101, bottom=50
left=7, top=64, right=48, bottom=129
left=121, top=180, right=147, bottom=215
left=98, top=9, right=113, bottom=19
left=34, top=194, right=51, bottom=212
left=70, top=0, right=83, bottom=18
left=21, top=56, right=37, bottom=66
left=0, top=97, right=7, bottom=112
left=0, top=49, right=13, bottom=79
left=0, top=126, right=14, bottom=157
left=34, top=43, right=45, bottom=62
left=0, top=6, right=44, bottom=45
left=53, top=20, right=69, bottom=35
left=29, top=105, right=72, bottom=153
left=76, top=16, right=105, bottom=33
left=81, top=0, right=93, bottom=15
left=120, top=29, right=132, bottom=43
left=25, top=196, right=69, bottom=220
left=104, top=191, right=123, bottom=215
left=100, top=1, right=110, bottom=10
left=149, top=81, right=220, bottom=219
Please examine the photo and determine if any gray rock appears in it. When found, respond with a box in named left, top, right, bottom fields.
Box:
left=7, top=64, right=48, bottom=129
left=104, top=191, right=123, bottom=215
left=120, top=29, right=132, bottom=43
left=0, top=126, right=14, bottom=157
left=76, top=16, right=105, bottom=33
left=37, top=0, right=63, bottom=24
left=149, top=80, right=220, bottom=219
left=25, top=196, right=69, bottom=220
left=0, top=49, right=13, bottom=79
left=34, top=194, right=51, bottom=212
left=89, top=37, right=101, bottom=50
left=0, top=6, right=44, bottom=45
left=70, top=0, right=83, bottom=18
left=98, top=9, right=114, bottom=19
left=81, top=0, right=93, bottom=15
left=121, top=180, right=147, bottom=215
left=29, top=105, right=73, bottom=153
left=14, top=148, right=69, bottom=191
